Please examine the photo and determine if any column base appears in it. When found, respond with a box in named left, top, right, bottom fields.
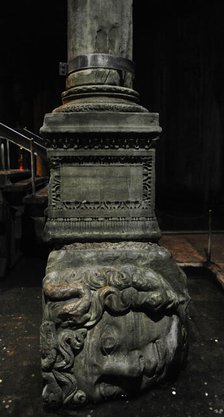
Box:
left=43, top=218, right=161, bottom=244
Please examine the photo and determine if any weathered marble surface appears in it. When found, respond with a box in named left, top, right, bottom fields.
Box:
left=68, top=0, right=132, bottom=60
left=40, top=1, right=189, bottom=411
left=40, top=0, right=162, bottom=244
left=41, top=115, right=161, bottom=243
left=41, top=242, right=190, bottom=409
left=67, top=0, right=133, bottom=90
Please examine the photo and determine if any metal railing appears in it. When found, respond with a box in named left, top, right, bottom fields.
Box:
left=0, top=122, right=47, bottom=158
left=0, top=122, right=47, bottom=195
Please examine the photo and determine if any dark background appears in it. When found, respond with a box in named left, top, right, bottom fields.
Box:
left=0, top=0, right=223, bottom=229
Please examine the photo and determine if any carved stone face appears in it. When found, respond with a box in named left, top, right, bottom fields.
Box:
left=74, top=310, right=180, bottom=402
left=41, top=242, right=190, bottom=408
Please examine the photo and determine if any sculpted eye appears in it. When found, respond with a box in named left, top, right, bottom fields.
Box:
left=101, top=333, right=118, bottom=355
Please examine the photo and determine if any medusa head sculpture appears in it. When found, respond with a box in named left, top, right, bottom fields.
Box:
left=40, top=242, right=190, bottom=409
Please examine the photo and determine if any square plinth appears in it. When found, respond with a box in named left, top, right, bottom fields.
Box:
left=41, top=111, right=161, bottom=243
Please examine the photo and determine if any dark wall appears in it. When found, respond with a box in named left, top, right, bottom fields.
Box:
left=0, top=1, right=67, bottom=130
left=0, top=0, right=223, bottom=226
left=134, top=0, right=224, bottom=227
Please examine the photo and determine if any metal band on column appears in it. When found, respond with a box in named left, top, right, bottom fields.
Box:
left=68, top=53, right=135, bottom=75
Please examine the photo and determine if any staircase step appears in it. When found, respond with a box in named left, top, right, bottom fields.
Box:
left=0, top=169, right=31, bottom=186
left=3, top=177, right=48, bottom=205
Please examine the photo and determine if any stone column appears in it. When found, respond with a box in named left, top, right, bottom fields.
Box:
left=55, top=0, right=146, bottom=113
left=41, top=0, right=161, bottom=242
left=66, top=0, right=133, bottom=89
left=40, top=0, right=190, bottom=411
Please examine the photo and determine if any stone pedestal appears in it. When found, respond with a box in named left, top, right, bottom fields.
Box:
left=41, top=111, right=161, bottom=243
left=40, top=0, right=190, bottom=410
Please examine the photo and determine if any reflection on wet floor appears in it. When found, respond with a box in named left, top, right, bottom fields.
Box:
left=0, top=256, right=224, bottom=417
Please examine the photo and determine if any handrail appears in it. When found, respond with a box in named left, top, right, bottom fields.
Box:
left=0, top=122, right=48, bottom=195
left=22, top=127, right=45, bottom=144
left=0, top=122, right=47, bottom=160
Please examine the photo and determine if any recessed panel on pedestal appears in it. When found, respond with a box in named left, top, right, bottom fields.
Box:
left=61, top=164, right=143, bottom=202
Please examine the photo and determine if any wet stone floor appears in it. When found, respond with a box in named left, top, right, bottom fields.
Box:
left=0, top=255, right=224, bottom=417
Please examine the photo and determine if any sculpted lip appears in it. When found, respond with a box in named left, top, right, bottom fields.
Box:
left=99, top=382, right=120, bottom=399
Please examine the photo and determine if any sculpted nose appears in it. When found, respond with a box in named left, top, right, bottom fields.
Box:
left=101, top=350, right=144, bottom=378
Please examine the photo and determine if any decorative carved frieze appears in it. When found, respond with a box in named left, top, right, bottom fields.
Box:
left=46, top=135, right=157, bottom=150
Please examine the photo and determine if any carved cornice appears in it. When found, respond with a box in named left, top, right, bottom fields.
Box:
left=47, top=136, right=156, bottom=150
